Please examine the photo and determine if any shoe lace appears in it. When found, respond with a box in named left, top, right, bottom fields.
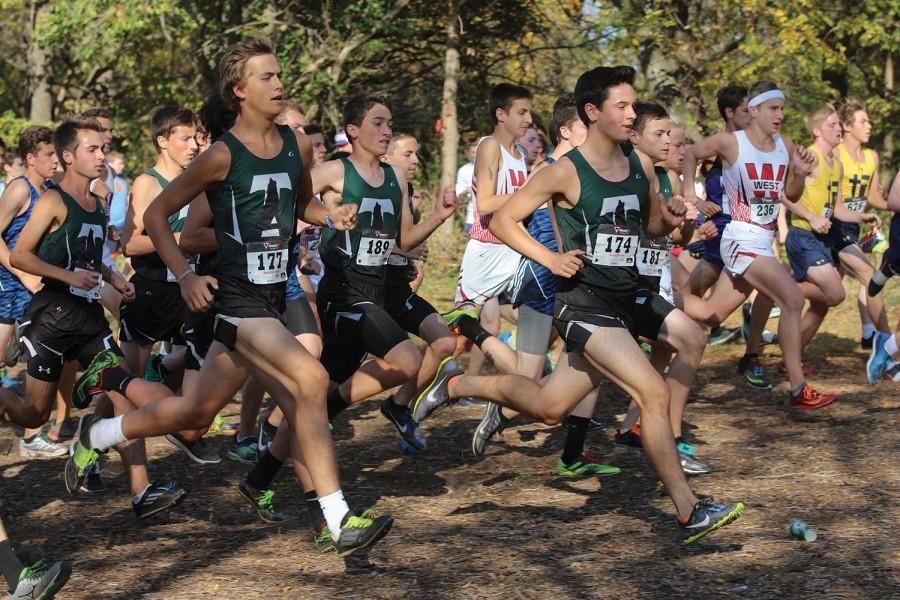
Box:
left=676, top=442, right=695, bottom=456
left=19, top=560, right=48, bottom=581
left=314, top=526, right=332, bottom=543
left=342, top=515, right=374, bottom=530
left=258, top=489, right=277, bottom=510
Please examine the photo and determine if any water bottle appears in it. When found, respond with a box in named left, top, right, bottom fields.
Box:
left=788, top=520, right=817, bottom=541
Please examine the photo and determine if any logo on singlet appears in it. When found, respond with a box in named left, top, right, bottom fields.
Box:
left=745, top=164, right=786, bottom=199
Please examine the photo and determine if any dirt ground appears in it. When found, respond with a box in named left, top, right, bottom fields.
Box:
left=1, top=279, right=898, bottom=599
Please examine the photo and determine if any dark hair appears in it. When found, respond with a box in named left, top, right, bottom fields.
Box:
left=17, top=126, right=54, bottom=161
left=549, top=94, right=579, bottom=146
left=632, top=102, right=669, bottom=135
left=303, top=123, right=323, bottom=136
left=151, top=106, right=196, bottom=152
left=716, top=86, right=748, bottom=121
left=53, top=117, right=103, bottom=169
left=342, top=94, right=390, bottom=138
left=199, top=90, right=236, bottom=142
left=747, top=81, right=779, bottom=105
left=218, top=37, right=276, bottom=113
left=1, top=149, right=17, bottom=167
left=80, top=107, right=111, bottom=120
left=574, top=66, right=636, bottom=125
left=489, top=83, right=532, bottom=125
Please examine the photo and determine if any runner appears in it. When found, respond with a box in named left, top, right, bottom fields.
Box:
left=832, top=98, right=890, bottom=348
left=61, top=37, right=393, bottom=556
left=783, top=104, right=878, bottom=356
left=0, top=126, right=67, bottom=457
left=417, top=66, right=744, bottom=543
left=866, top=169, right=900, bottom=383
left=3, top=117, right=186, bottom=517
left=677, top=80, right=837, bottom=411
left=312, top=95, right=456, bottom=453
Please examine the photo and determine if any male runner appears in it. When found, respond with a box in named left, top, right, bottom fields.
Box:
left=831, top=98, right=889, bottom=348
left=418, top=66, right=744, bottom=543
left=867, top=169, right=900, bottom=383
left=0, top=126, right=66, bottom=457
left=678, top=81, right=836, bottom=410
left=313, top=95, right=455, bottom=452
left=63, top=38, right=392, bottom=556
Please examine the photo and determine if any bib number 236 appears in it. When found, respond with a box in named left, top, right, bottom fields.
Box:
left=246, top=240, right=288, bottom=284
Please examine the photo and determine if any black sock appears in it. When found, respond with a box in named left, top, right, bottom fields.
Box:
left=326, top=388, right=350, bottom=421
left=675, top=436, right=684, bottom=445
left=561, top=415, right=590, bottom=464
left=101, top=366, right=136, bottom=394
left=246, top=449, right=284, bottom=491
left=384, top=395, right=408, bottom=416
left=304, top=490, right=326, bottom=531
left=455, top=315, right=491, bottom=348
left=0, top=539, right=25, bottom=591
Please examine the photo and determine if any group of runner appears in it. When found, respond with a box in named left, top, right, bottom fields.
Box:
left=0, top=36, right=898, bottom=599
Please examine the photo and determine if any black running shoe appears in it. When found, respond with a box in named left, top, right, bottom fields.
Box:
left=237, top=476, right=290, bottom=523
left=471, top=401, right=506, bottom=457
left=64, top=414, right=103, bottom=496
left=79, top=463, right=106, bottom=494
left=380, top=397, right=426, bottom=453
left=8, top=559, right=71, bottom=600
left=614, top=425, right=643, bottom=449
left=132, top=481, right=187, bottom=520
left=412, top=357, right=463, bottom=422
left=679, top=497, right=745, bottom=544
left=332, top=511, right=394, bottom=558
left=165, top=433, right=221, bottom=465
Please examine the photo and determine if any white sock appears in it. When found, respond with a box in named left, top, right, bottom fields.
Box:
left=89, top=415, right=127, bottom=451
left=862, top=323, right=876, bottom=338
left=871, top=270, right=889, bottom=285
left=885, top=334, right=899, bottom=357
left=318, top=489, right=350, bottom=541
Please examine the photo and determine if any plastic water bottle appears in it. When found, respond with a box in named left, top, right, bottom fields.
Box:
left=789, top=520, right=817, bottom=541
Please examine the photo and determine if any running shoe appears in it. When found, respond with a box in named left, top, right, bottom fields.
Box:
left=165, top=433, right=221, bottom=464
left=707, top=326, right=740, bottom=347
left=884, top=362, right=900, bottom=382
left=4, top=324, right=21, bottom=367
left=614, top=424, right=643, bottom=448
left=861, top=333, right=874, bottom=350
left=143, top=352, right=165, bottom=383
left=866, top=331, right=892, bottom=384
left=64, top=414, right=102, bottom=496
left=677, top=442, right=712, bottom=475
left=71, top=350, right=120, bottom=409
left=132, top=481, right=188, bottom=520
left=788, top=385, right=837, bottom=411
left=237, top=476, right=290, bottom=523
left=761, top=330, right=779, bottom=345
left=0, top=370, right=21, bottom=391
left=19, top=433, right=68, bottom=458
left=412, top=357, right=463, bottom=422
left=208, top=413, right=239, bottom=435
left=557, top=454, right=620, bottom=476
left=255, top=410, right=277, bottom=455
left=868, top=256, right=894, bottom=297
left=679, top=497, right=744, bottom=544
left=332, top=511, right=394, bottom=558
left=380, top=397, right=426, bottom=453
left=80, top=467, right=106, bottom=494
left=312, top=507, right=376, bottom=553
left=8, top=559, right=71, bottom=600
left=442, top=303, right=478, bottom=332
left=769, top=306, right=781, bottom=319
left=471, top=401, right=505, bottom=457
left=737, top=354, right=772, bottom=390
left=226, top=436, right=258, bottom=464
left=776, top=360, right=818, bottom=378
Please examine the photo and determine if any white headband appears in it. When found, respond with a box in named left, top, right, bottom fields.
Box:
left=748, top=89, right=785, bottom=108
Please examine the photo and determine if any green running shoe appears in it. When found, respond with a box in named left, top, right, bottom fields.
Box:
left=226, top=437, right=258, bottom=464
left=333, top=512, right=394, bottom=558
left=72, top=350, right=120, bottom=409
left=557, top=454, right=621, bottom=476
left=64, top=414, right=102, bottom=496
left=312, top=507, right=376, bottom=553
left=680, top=498, right=745, bottom=544
left=442, top=303, right=478, bottom=331
left=208, top=413, right=239, bottom=435
left=9, top=559, right=71, bottom=600
left=237, top=476, right=290, bottom=523
left=144, top=352, right=165, bottom=383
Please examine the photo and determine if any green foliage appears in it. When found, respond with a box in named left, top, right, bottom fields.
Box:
left=0, top=111, right=30, bottom=149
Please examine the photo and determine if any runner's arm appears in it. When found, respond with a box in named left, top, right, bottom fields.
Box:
left=783, top=138, right=815, bottom=202
left=0, top=180, right=38, bottom=290
left=10, top=191, right=84, bottom=288
left=682, top=133, right=732, bottom=200
left=644, top=155, right=684, bottom=237
left=121, top=174, right=162, bottom=257
left=887, top=170, right=900, bottom=212
left=473, top=138, right=511, bottom=215
left=179, top=193, right=217, bottom=254
left=398, top=167, right=455, bottom=251
left=865, top=151, right=888, bottom=210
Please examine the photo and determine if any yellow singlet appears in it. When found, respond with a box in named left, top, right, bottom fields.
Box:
left=790, top=146, right=840, bottom=232
left=837, top=143, right=876, bottom=214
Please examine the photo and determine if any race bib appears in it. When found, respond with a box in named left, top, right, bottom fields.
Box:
left=299, top=226, right=322, bottom=259
left=844, top=199, right=866, bottom=213
left=246, top=239, right=289, bottom=284
left=357, top=233, right=396, bottom=267
left=821, top=205, right=833, bottom=220
left=69, top=267, right=102, bottom=301
left=750, top=198, right=779, bottom=225
left=592, top=227, right=638, bottom=267
left=637, top=240, right=669, bottom=278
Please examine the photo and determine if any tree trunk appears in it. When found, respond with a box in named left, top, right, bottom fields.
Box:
left=883, top=51, right=894, bottom=180
left=27, top=1, right=52, bottom=123
left=435, top=4, right=460, bottom=238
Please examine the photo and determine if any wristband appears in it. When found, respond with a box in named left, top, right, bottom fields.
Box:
left=324, top=212, right=336, bottom=230
left=176, top=269, right=193, bottom=284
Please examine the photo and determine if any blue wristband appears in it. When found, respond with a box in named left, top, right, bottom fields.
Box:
left=324, top=213, right=335, bottom=230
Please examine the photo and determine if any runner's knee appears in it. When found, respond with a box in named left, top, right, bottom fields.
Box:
left=430, top=335, right=457, bottom=360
